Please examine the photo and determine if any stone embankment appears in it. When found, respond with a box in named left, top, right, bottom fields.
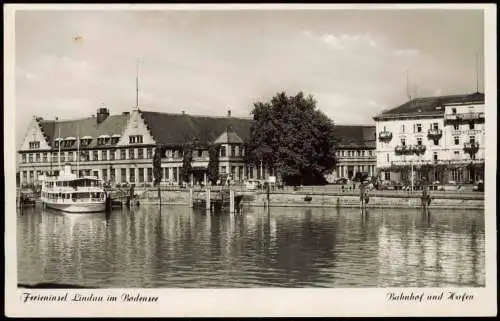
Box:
left=131, top=187, right=484, bottom=210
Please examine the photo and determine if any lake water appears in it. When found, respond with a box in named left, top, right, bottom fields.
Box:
left=17, top=205, right=485, bottom=288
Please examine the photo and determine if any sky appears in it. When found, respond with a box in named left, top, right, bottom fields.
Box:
left=14, top=8, right=485, bottom=146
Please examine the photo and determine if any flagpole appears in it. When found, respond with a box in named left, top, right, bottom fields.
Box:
left=58, top=125, right=61, bottom=172
left=77, top=124, right=80, bottom=176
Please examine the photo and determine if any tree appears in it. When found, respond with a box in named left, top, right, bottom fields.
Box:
left=180, top=143, right=194, bottom=184
left=152, top=145, right=164, bottom=187
left=245, top=91, right=337, bottom=186
left=207, top=144, right=220, bottom=185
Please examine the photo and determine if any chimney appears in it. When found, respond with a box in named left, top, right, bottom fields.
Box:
left=96, top=107, right=110, bottom=124
left=227, top=109, right=231, bottom=117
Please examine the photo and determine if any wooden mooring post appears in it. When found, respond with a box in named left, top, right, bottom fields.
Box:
left=206, top=188, right=211, bottom=212
left=229, top=189, right=235, bottom=214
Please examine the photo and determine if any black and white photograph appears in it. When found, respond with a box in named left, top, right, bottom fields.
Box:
left=4, top=3, right=497, bottom=317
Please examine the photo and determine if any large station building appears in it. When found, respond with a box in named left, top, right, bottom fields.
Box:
left=373, top=92, right=485, bottom=184
left=17, top=107, right=377, bottom=187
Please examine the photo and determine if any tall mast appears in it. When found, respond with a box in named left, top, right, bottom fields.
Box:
left=77, top=124, right=80, bottom=176
left=475, top=53, right=479, bottom=93
left=135, top=59, right=139, bottom=109
left=406, top=69, right=412, bottom=100
left=58, top=125, right=61, bottom=171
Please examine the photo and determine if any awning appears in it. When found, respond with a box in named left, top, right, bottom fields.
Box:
left=98, top=134, right=110, bottom=138
left=65, top=136, right=76, bottom=140
left=112, top=134, right=121, bottom=138
left=81, top=136, right=92, bottom=139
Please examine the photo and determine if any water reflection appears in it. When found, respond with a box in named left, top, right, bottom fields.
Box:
left=17, top=206, right=485, bottom=288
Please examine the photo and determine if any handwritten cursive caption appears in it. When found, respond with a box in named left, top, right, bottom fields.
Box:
left=21, top=292, right=159, bottom=303
left=387, top=291, right=474, bottom=302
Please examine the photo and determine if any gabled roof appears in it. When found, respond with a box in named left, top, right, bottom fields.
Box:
left=39, top=114, right=129, bottom=149
left=140, top=111, right=253, bottom=146
left=213, top=127, right=244, bottom=144
left=334, top=125, right=376, bottom=149
left=373, top=92, right=485, bottom=121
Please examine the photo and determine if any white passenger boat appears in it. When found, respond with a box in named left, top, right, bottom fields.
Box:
left=39, top=165, right=107, bottom=213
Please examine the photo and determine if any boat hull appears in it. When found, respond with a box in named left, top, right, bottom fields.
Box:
left=43, top=201, right=106, bottom=213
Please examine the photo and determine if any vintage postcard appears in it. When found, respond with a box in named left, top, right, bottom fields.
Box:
left=4, top=3, right=497, bottom=317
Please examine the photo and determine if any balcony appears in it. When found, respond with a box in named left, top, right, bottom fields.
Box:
left=463, top=142, right=480, bottom=157
left=378, top=131, right=393, bottom=142
left=395, top=145, right=411, bottom=155
left=445, top=112, right=485, bottom=123
left=413, top=144, right=426, bottom=155
left=427, top=128, right=442, bottom=140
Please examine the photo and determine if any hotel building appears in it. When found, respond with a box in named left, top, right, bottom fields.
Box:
left=373, top=92, right=485, bottom=183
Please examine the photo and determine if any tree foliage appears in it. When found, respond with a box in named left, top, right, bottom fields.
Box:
left=245, top=91, right=337, bottom=185
left=152, top=145, right=164, bottom=186
left=207, top=144, right=220, bottom=185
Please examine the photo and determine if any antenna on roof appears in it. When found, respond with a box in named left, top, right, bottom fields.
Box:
left=135, top=59, right=140, bottom=110
left=406, top=69, right=412, bottom=101
left=475, top=53, right=479, bottom=93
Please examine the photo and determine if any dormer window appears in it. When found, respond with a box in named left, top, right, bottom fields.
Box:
left=97, top=135, right=111, bottom=146
left=129, top=135, right=143, bottom=144
left=29, top=141, right=40, bottom=149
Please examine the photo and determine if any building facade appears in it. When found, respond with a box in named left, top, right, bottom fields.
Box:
left=373, top=92, right=485, bottom=184
left=18, top=108, right=379, bottom=187
left=326, top=125, right=377, bottom=181
left=17, top=108, right=264, bottom=187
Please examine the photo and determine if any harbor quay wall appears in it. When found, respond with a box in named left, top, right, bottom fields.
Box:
left=131, top=188, right=484, bottom=210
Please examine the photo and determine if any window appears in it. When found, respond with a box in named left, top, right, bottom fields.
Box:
left=165, top=167, right=170, bottom=180
left=220, top=166, right=226, bottom=174
left=129, top=135, right=143, bottom=144
left=454, top=136, right=460, bottom=145
left=137, top=148, right=144, bottom=159
left=239, top=166, right=243, bottom=180
left=417, top=137, right=422, bottom=146
left=147, top=148, right=153, bottom=159
left=197, top=150, right=202, bottom=158
left=220, top=146, right=227, bottom=157
left=452, top=108, right=457, bottom=114
left=60, top=153, right=65, bottom=162
left=43, top=153, right=48, bottom=163
left=433, top=123, right=439, bottom=130
left=102, top=169, right=108, bottom=181
left=92, top=151, right=98, bottom=161
left=401, top=139, right=406, bottom=146
left=120, top=149, right=126, bottom=160
left=110, top=168, right=115, bottom=182
left=454, top=151, right=460, bottom=158
left=147, top=168, right=152, bottom=182
left=433, top=152, right=438, bottom=161
left=401, top=124, right=405, bottom=133
left=28, top=153, right=33, bottom=163
left=470, top=136, right=475, bottom=144
left=384, top=172, right=390, bottom=180
left=110, top=150, right=115, bottom=160
left=21, top=154, right=26, bottom=163
left=129, top=168, right=135, bottom=183
left=453, top=123, right=459, bottom=130
left=102, top=150, right=107, bottom=161
left=138, top=168, right=144, bottom=183
left=129, top=149, right=135, bottom=160
left=29, top=141, right=40, bottom=149
left=121, top=169, right=126, bottom=182
left=469, top=122, right=475, bottom=130
left=173, top=167, right=178, bottom=181
left=386, top=154, right=389, bottom=162
left=416, top=123, right=422, bottom=133
left=231, top=146, right=236, bottom=157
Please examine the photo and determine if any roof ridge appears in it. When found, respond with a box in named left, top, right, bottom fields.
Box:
left=141, top=110, right=253, bottom=120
